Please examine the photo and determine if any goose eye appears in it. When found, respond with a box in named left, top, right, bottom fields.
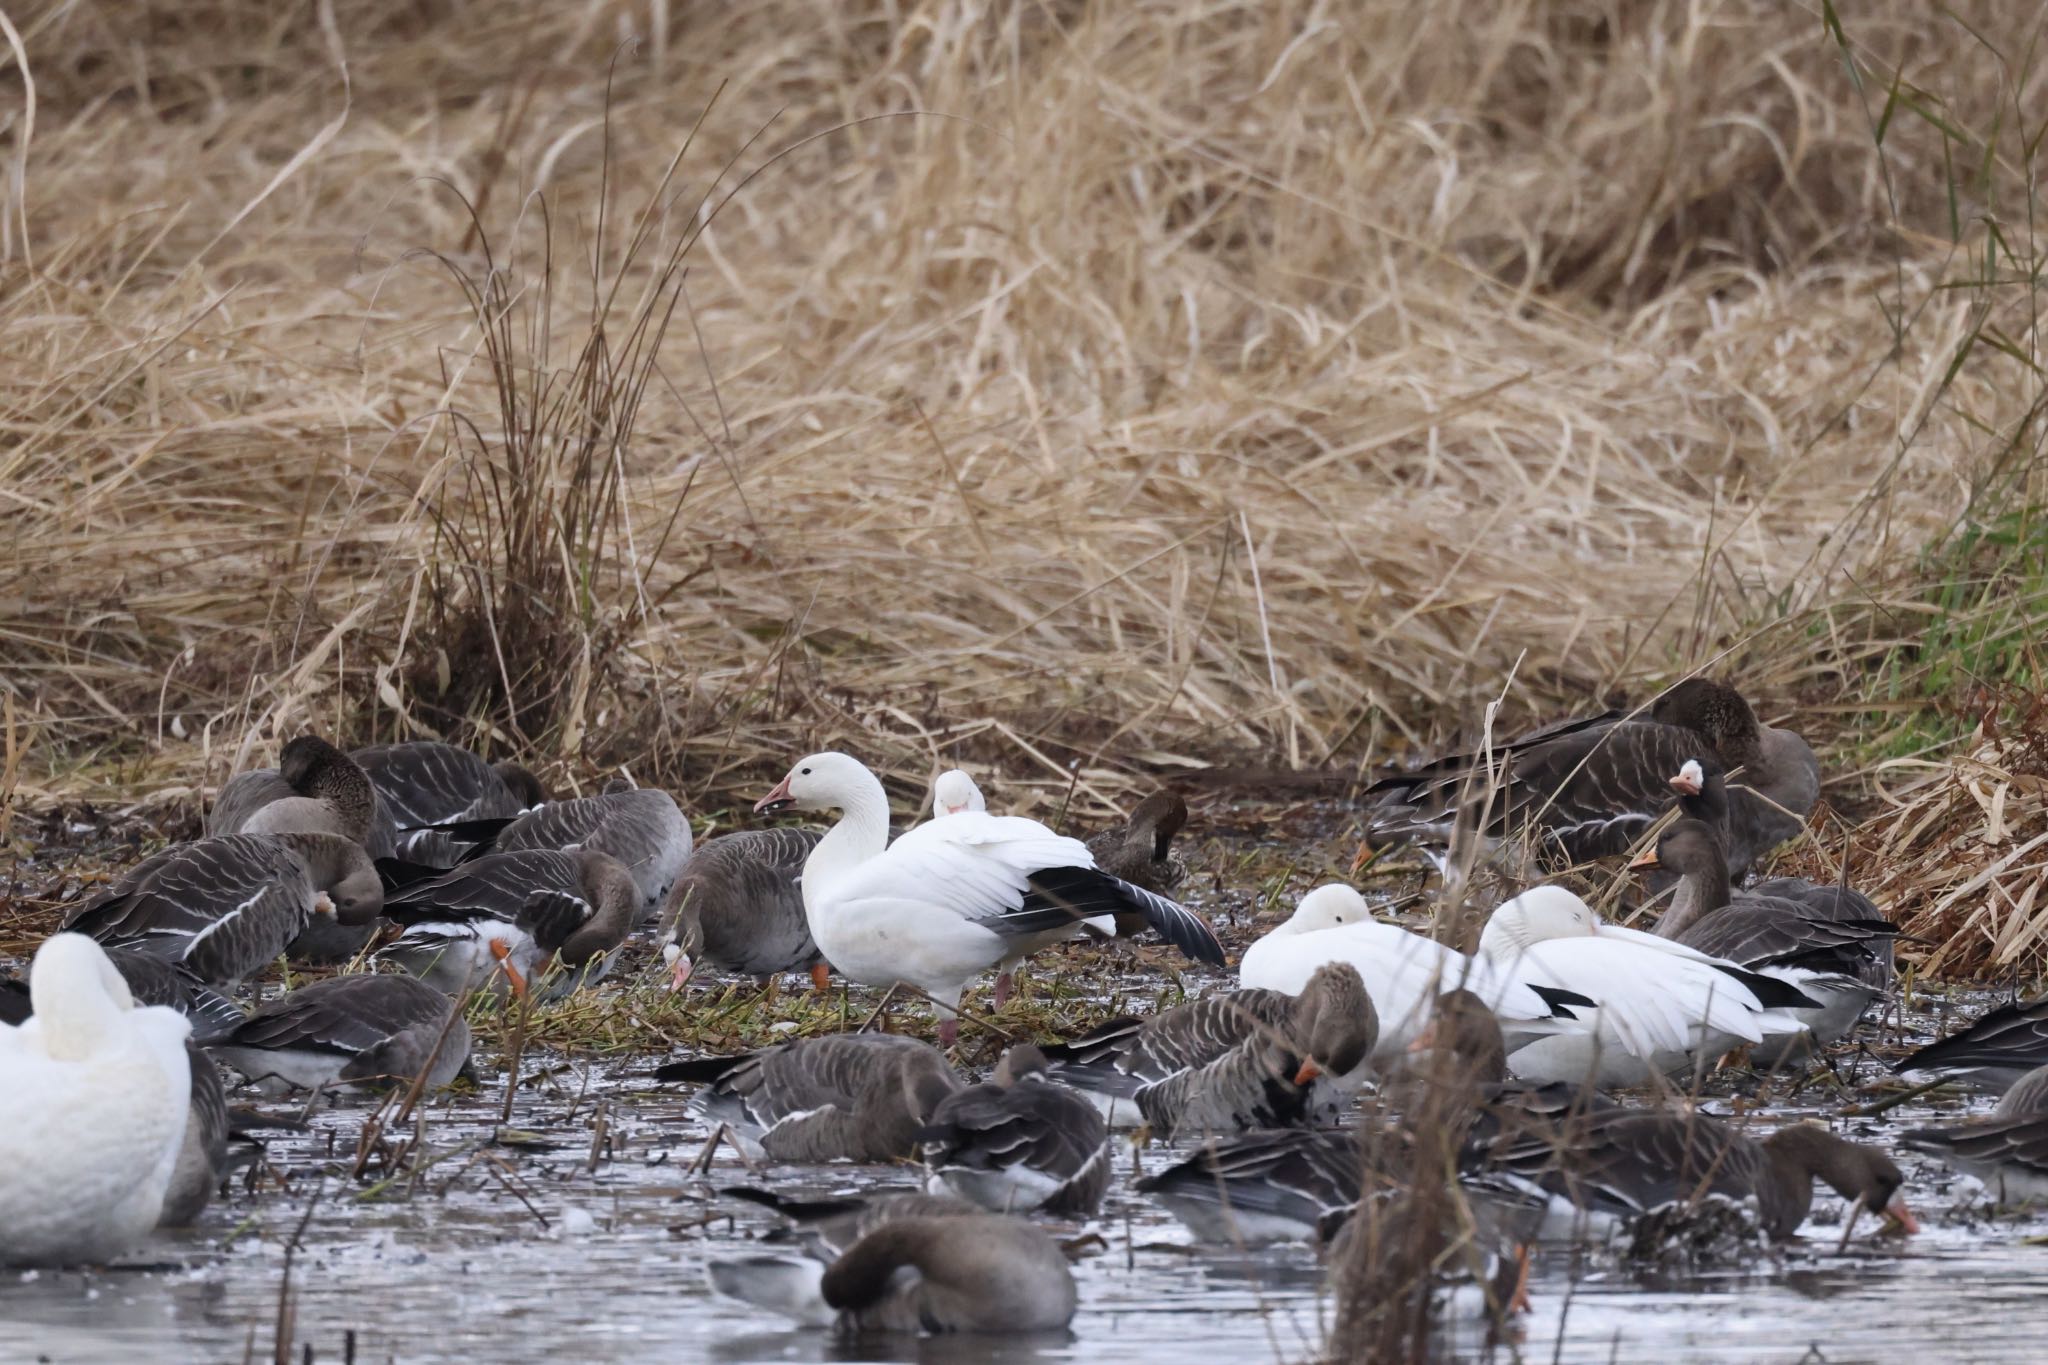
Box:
left=800, top=766, right=812, bottom=776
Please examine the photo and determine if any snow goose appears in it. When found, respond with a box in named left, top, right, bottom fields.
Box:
left=8, top=947, right=245, bottom=1043
left=464, top=786, right=691, bottom=919
left=63, top=832, right=383, bottom=986
left=377, top=848, right=640, bottom=1003
left=1364, top=679, right=1817, bottom=874
left=1477, top=886, right=1818, bottom=1086
left=0, top=934, right=193, bottom=1266
left=1085, top=790, right=1190, bottom=899
left=352, top=740, right=546, bottom=865
left=1041, top=961, right=1377, bottom=1133
left=930, top=769, right=987, bottom=817
left=208, top=973, right=470, bottom=1093
left=916, top=1044, right=1112, bottom=1215
left=708, top=1208, right=1077, bottom=1333
left=1638, top=820, right=1895, bottom=1056
left=1237, top=885, right=1593, bottom=1061
left=1473, top=1111, right=1915, bottom=1244
left=1900, top=1065, right=2048, bottom=1204
left=657, top=828, right=825, bottom=992
left=655, top=1032, right=962, bottom=1163
left=1896, top=995, right=2048, bottom=1092
left=755, top=752, right=1224, bottom=1042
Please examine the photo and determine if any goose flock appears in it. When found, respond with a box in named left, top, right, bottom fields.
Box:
left=3, top=678, right=2045, bottom=1346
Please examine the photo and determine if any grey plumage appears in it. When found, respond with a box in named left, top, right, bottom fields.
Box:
left=1136, top=1126, right=1362, bottom=1243
left=660, top=827, right=823, bottom=979
left=353, top=741, right=546, bottom=865
left=1897, top=995, right=2048, bottom=1092
left=209, top=735, right=392, bottom=856
left=471, top=787, right=692, bottom=917
left=918, top=1045, right=1112, bottom=1216
left=208, top=973, right=470, bottom=1093
left=159, top=1047, right=230, bottom=1226
left=1084, top=791, right=1190, bottom=905
left=720, top=1186, right=980, bottom=1259
left=1900, top=1064, right=2048, bottom=1204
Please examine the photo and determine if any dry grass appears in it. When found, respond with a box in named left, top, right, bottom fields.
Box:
left=2, top=4, right=2046, bottom=913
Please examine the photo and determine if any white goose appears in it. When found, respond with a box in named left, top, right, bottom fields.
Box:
left=1477, top=886, right=1818, bottom=1087
left=755, top=753, right=1224, bottom=1043
left=930, top=769, right=987, bottom=818
left=0, top=934, right=192, bottom=1266
left=1237, top=885, right=1593, bottom=1061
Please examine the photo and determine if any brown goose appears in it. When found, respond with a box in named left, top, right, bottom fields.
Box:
left=709, top=1208, right=1078, bottom=1333
left=1137, top=1126, right=1364, bottom=1243
left=720, top=1186, right=979, bottom=1258
left=207, top=973, right=470, bottom=1093
left=1472, top=1111, right=1916, bottom=1243
left=1083, top=791, right=1190, bottom=901
left=916, top=1044, right=1112, bottom=1215
left=1897, top=996, right=2048, bottom=1092
left=1040, top=962, right=1376, bottom=1137
left=209, top=736, right=389, bottom=850
left=352, top=740, right=546, bottom=867
left=657, top=828, right=826, bottom=991
left=1364, top=678, right=1818, bottom=874
left=376, top=849, right=640, bottom=1003
left=63, top=832, right=383, bottom=987
left=467, top=786, right=691, bottom=918
left=655, top=1033, right=961, bottom=1163
left=1901, top=1065, right=2048, bottom=1204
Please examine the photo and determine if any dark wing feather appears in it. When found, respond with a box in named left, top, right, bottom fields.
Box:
left=1135, top=1127, right=1360, bottom=1227
left=215, top=973, right=454, bottom=1057
left=384, top=849, right=582, bottom=924
left=1021, top=866, right=1224, bottom=964
left=1897, top=996, right=2048, bottom=1080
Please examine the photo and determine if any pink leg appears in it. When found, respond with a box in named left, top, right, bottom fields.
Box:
left=993, top=971, right=1015, bottom=1009
left=937, top=1015, right=960, bottom=1047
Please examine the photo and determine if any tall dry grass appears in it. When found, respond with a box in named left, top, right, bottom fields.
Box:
left=1, top=0, right=2042, bottom=817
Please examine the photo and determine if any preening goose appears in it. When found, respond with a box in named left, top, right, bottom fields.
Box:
left=1084, top=790, right=1190, bottom=899
left=1472, top=1111, right=1915, bottom=1243
left=208, top=735, right=387, bottom=850
left=0, top=934, right=193, bottom=1266
left=63, top=832, right=384, bottom=987
left=1040, top=962, right=1377, bottom=1135
left=377, top=849, right=640, bottom=1003
left=1897, top=995, right=2048, bottom=1092
left=1237, top=885, right=1593, bottom=1060
left=1901, top=1065, right=2048, bottom=1204
left=707, top=1210, right=1078, bottom=1333
left=352, top=740, right=546, bottom=865
left=466, top=786, right=692, bottom=919
left=719, top=1186, right=981, bottom=1259
left=1477, top=886, right=1818, bottom=1087
left=754, top=752, right=1224, bottom=1043
left=1364, top=678, right=1817, bottom=874
left=657, top=828, right=826, bottom=991
left=208, top=972, right=470, bottom=1093
left=1137, top=1126, right=1363, bottom=1243
left=917, top=1044, right=1113, bottom=1215
left=656, top=1033, right=962, bottom=1163
left=1639, top=820, right=1894, bottom=1055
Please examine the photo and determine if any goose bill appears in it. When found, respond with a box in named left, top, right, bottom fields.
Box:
left=1626, top=848, right=1660, bottom=871
left=754, top=778, right=796, bottom=814
left=1883, top=1198, right=1920, bottom=1236
left=666, top=948, right=695, bottom=991
left=1293, top=1060, right=1322, bottom=1086
left=488, top=938, right=529, bottom=1000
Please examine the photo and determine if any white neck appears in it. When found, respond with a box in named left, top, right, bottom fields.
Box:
left=800, top=769, right=894, bottom=921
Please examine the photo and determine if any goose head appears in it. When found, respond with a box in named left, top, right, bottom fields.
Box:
left=931, top=769, right=986, bottom=818
left=492, top=761, right=549, bottom=809
left=1762, top=1123, right=1918, bottom=1237
left=1294, top=961, right=1376, bottom=1085
left=1650, top=678, right=1761, bottom=759
left=1275, top=883, right=1373, bottom=938
left=755, top=752, right=880, bottom=815
left=27, top=933, right=154, bottom=1062
left=1479, top=885, right=1599, bottom=960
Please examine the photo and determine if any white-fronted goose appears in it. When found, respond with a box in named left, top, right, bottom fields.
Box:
left=1477, top=886, right=1817, bottom=1086
left=377, top=848, right=640, bottom=1003
left=720, top=1185, right=980, bottom=1258
left=1472, top=1111, right=1915, bottom=1243
left=930, top=769, right=987, bottom=817
left=657, top=828, right=825, bottom=991
left=1638, top=820, right=1894, bottom=1056
left=1365, top=678, right=1818, bottom=874
left=208, top=972, right=470, bottom=1093
left=1238, top=885, right=1594, bottom=1060
left=1326, top=1193, right=1533, bottom=1331
left=1084, top=790, right=1190, bottom=900
left=1137, top=1127, right=1362, bottom=1243
left=754, top=752, right=1224, bottom=1044
left=209, top=735, right=392, bottom=855
left=1900, top=1065, right=2048, bottom=1203
left=63, top=832, right=384, bottom=987
left=1041, top=962, right=1377, bottom=1136
left=655, top=1032, right=962, bottom=1163
left=1897, top=995, right=2048, bottom=1092
left=916, top=1044, right=1112, bottom=1215
left=0, top=934, right=193, bottom=1266
left=707, top=1210, right=1078, bottom=1333
left=352, top=740, right=546, bottom=866
left=468, top=786, right=691, bottom=918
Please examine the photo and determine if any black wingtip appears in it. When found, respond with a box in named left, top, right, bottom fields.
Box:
left=1123, top=879, right=1226, bottom=966
left=1721, top=965, right=1821, bottom=1012
left=375, top=856, right=447, bottom=894
left=654, top=1054, right=743, bottom=1085
left=718, top=1186, right=864, bottom=1218
left=1529, top=984, right=1598, bottom=1017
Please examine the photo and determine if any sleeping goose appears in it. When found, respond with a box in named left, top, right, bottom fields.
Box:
left=352, top=740, right=546, bottom=866
left=754, top=752, right=1225, bottom=1043
left=719, top=1186, right=980, bottom=1258
left=1040, top=961, right=1377, bottom=1133
left=657, top=828, right=826, bottom=992
left=1472, top=1111, right=1915, bottom=1244
left=377, top=848, right=640, bottom=1003
left=708, top=1209, right=1077, bottom=1333
left=208, top=972, right=470, bottom=1093
left=1900, top=1065, right=2048, bottom=1204
left=916, top=1044, right=1112, bottom=1215
left=1477, top=885, right=1818, bottom=1086
left=1638, top=820, right=1895, bottom=1056
left=0, top=934, right=193, bottom=1266
left=1237, top=885, right=1593, bottom=1060
left=208, top=735, right=386, bottom=848
left=1085, top=791, right=1190, bottom=899
left=63, top=832, right=384, bottom=987
left=464, top=786, right=691, bottom=919
left=1365, top=678, right=1817, bottom=874
left=1897, top=996, right=2048, bottom=1092
left=656, top=1032, right=962, bottom=1162
left=931, top=769, right=987, bottom=817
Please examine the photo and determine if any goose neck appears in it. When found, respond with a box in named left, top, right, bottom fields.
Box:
left=802, top=772, right=893, bottom=911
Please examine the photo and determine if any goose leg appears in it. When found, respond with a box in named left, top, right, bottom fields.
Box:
left=993, top=971, right=1016, bottom=1009
left=809, top=963, right=831, bottom=993
left=933, top=986, right=963, bottom=1047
